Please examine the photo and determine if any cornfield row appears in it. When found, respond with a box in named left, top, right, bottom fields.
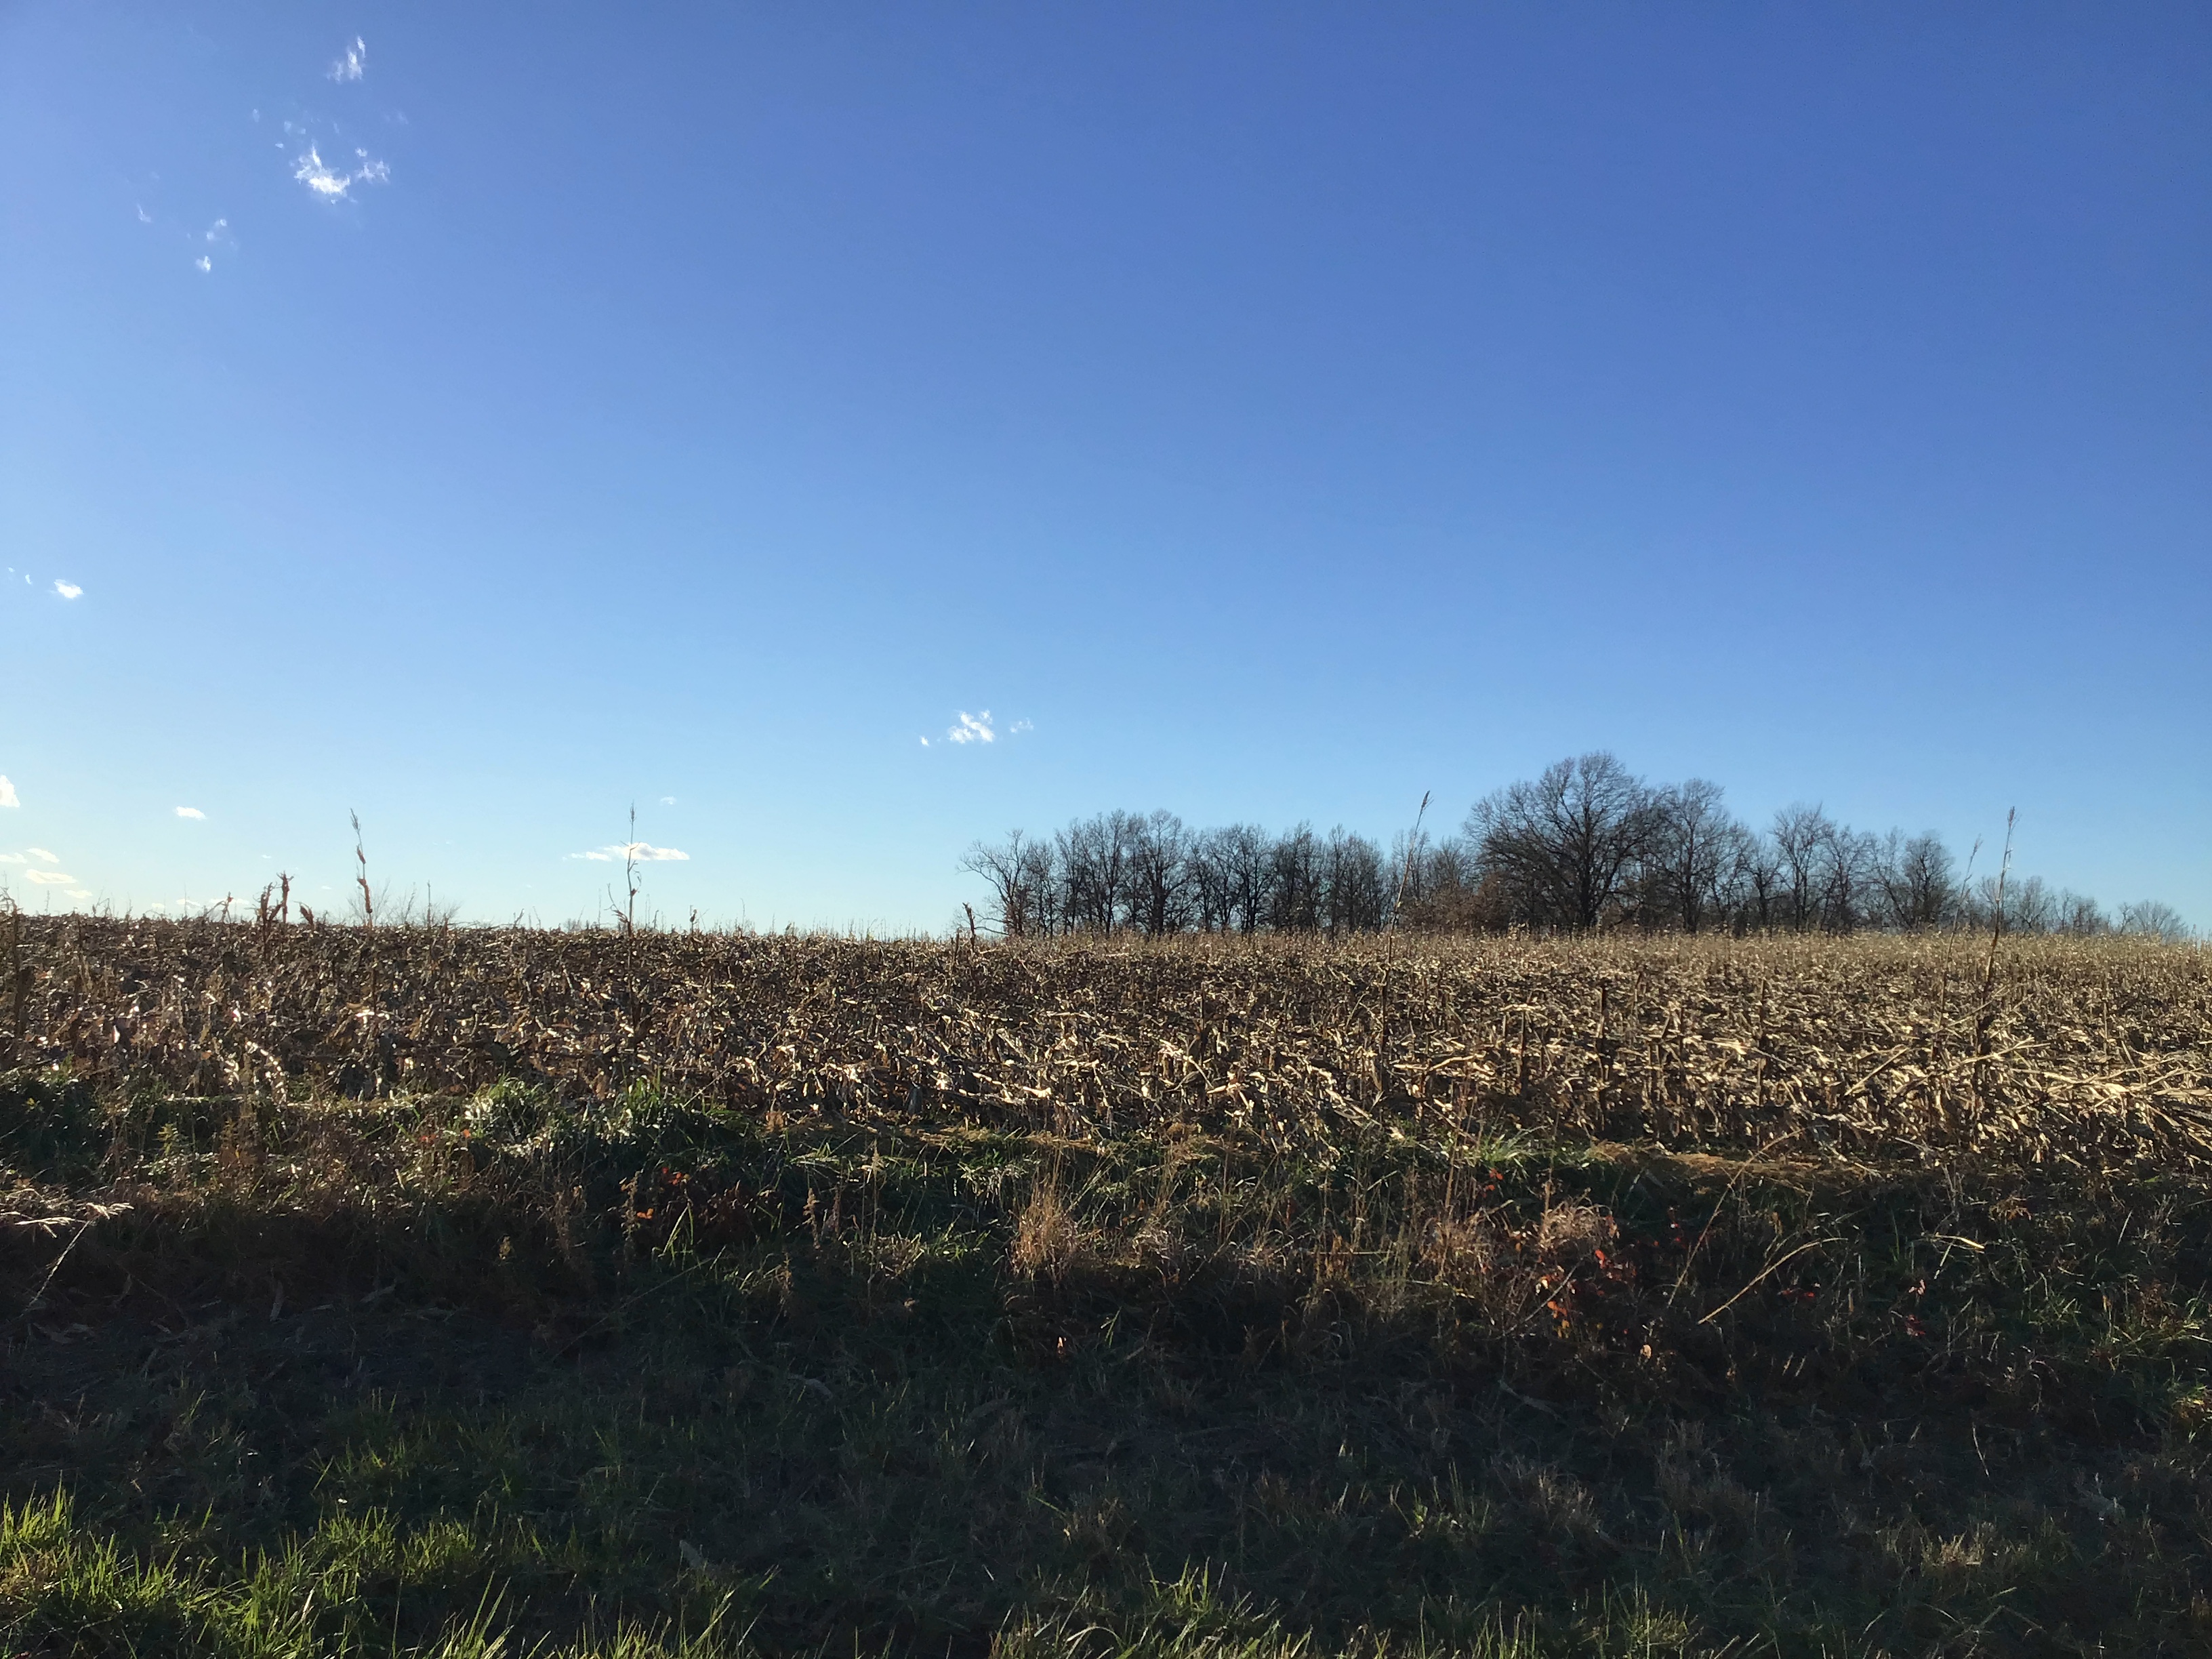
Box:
left=8, top=916, right=2210, bottom=1169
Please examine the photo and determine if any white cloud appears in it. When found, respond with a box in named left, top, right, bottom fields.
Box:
left=330, top=37, right=367, bottom=82
left=937, top=710, right=1031, bottom=745
left=0, top=855, right=20, bottom=865
left=66, top=890, right=91, bottom=901
left=0, top=776, right=16, bottom=808
left=176, top=806, right=206, bottom=820
left=194, top=256, right=211, bottom=274
left=53, top=580, right=81, bottom=599
left=26, top=849, right=58, bottom=864
left=660, top=796, right=677, bottom=806
left=569, top=842, right=689, bottom=863
left=24, top=869, right=75, bottom=886
left=918, top=736, right=930, bottom=747
left=136, top=205, right=153, bottom=224
left=205, top=218, right=227, bottom=241
left=293, top=144, right=389, bottom=201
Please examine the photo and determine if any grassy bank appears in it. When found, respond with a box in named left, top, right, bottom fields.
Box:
left=3, top=928, right=2210, bottom=1654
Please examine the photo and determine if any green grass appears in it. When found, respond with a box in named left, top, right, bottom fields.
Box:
left=5, top=1057, right=2212, bottom=1657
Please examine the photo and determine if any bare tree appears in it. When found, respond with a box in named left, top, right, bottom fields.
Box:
left=964, top=778, right=2182, bottom=945
left=2005, top=876, right=2057, bottom=936
left=1739, top=840, right=1784, bottom=932
left=1322, top=827, right=1387, bottom=936
left=2055, top=891, right=2107, bottom=936
left=1267, top=824, right=1324, bottom=933
left=1187, top=829, right=1235, bottom=933
left=2119, top=899, right=2191, bottom=944
left=1467, top=753, right=1658, bottom=930
left=1214, top=824, right=1274, bottom=935
left=1057, top=811, right=1141, bottom=933
left=1397, top=842, right=1512, bottom=932
left=1769, top=804, right=1835, bottom=932
left=960, top=830, right=1046, bottom=939
left=1875, top=830, right=1957, bottom=932
left=1018, top=836, right=1061, bottom=936
left=1387, top=824, right=1439, bottom=918
left=1647, top=779, right=1745, bottom=933
left=1816, top=827, right=1881, bottom=933
left=1126, top=811, right=1194, bottom=937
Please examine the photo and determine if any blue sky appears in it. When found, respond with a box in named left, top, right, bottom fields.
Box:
left=3, top=3, right=2206, bottom=930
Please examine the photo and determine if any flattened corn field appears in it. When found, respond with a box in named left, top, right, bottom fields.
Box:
left=4, top=919, right=2212, bottom=1657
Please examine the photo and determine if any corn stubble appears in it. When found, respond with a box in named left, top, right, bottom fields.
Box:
left=3, top=919, right=2212, bottom=1656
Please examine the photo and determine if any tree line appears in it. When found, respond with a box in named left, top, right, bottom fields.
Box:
left=961, top=752, right=2192, bottom=942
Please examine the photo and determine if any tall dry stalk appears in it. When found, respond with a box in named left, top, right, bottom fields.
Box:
left=1981, top=808, right=2015, bottom=997
left=621, top=805, right=642, bottom=940
left=1387, top=791, right=1431, bottom=933
left=1970, top=808, right=2015, bottom=1112
left=352, top=811, right=380, bottom=1088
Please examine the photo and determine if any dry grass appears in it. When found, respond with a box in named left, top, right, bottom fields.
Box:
left=3, top=923, right=2211, bottom=1655
left=10, top=920, right=2210, bottom=1168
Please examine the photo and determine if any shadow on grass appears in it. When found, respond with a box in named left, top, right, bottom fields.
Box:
left=3, top=1077, right=2211, bottom=1655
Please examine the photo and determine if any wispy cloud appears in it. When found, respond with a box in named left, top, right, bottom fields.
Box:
left=136, top=205, right=153, bottom=224
left=0, top=777, right=16, bottom=809
left=190, top=218, right=234, bottom=274
left=329, top=37, right=367, bottom=83
left=659, top=796, right=677, bottom=806
left=26, top=849, right=58, bottom=865
left=293, top=144, right=389, bottom=201
left=24, top=869, right=75, bottom=887
left=1010, top=718, right=1034, bottom=735
left=176, top=806, right=206, bottom=821
left=569, top=842, right=690, bottom=863
left=53, top=580, right=81, bottom=599
left=0, top=855, right=20, bottom=865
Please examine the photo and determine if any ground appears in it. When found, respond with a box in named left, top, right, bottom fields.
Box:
left=2, top=925, right=2209, bottom=1655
